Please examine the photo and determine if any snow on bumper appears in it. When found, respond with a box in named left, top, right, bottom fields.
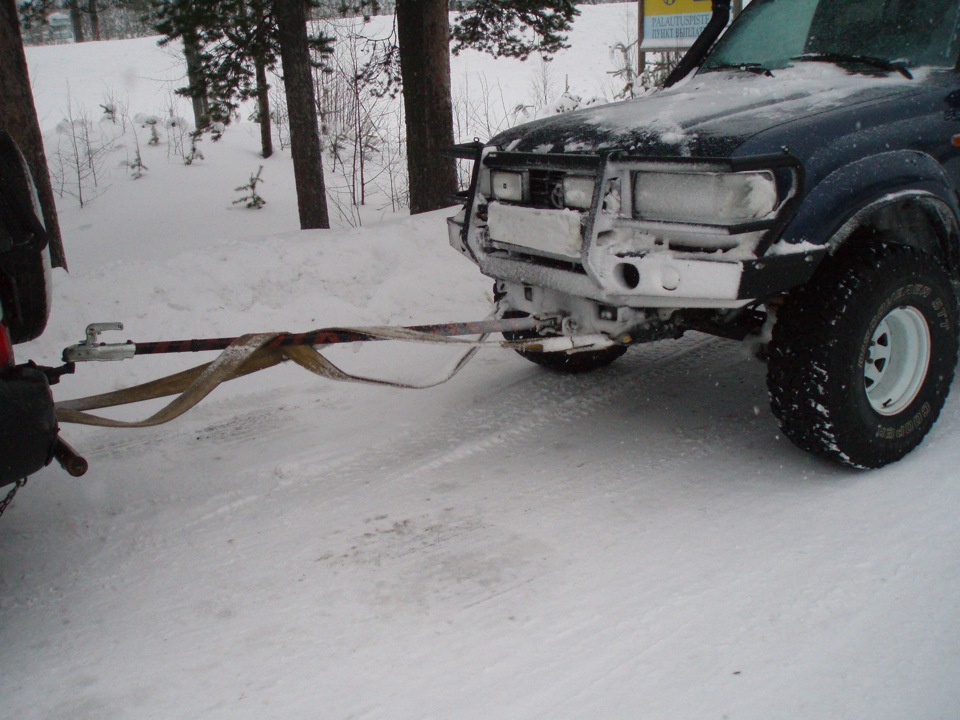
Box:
left=593, top=251, right=743, bottom=302
left=450, top=215, right=825, bottom=309
left=449, top=214, right=748, bottom=308
left=486, top=203, right=584, bottom=260
left=481, top=251, right=747, bottom=308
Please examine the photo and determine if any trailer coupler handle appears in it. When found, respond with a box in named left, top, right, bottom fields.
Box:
left=63, top=322, right=136, bottom=363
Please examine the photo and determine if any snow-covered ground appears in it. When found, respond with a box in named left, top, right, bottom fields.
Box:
left=3, top=5, right=960, bottom=719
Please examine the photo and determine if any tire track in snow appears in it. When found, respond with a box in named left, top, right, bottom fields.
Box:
left=400, top=332, right=767, bottom=483
left=273, top=332, right=754, bottom=489
left=146, top=334, right=739, bottom=604
left=67, top=331, right=770, bottom=531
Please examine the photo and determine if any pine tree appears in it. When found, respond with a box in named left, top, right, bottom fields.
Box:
left=153, top=0, right=580, bottom=222
left=233, top=165, right=266, bottom=208
left=396, top=0, right=579, bottom=213
left=451, top=0, right=578, bottom=60
left=153, top=0, right=335, bottom=227
left=395, top=0, right=455, bottom=215
left=153, top=0, right=314, bottom=159
left=275, top=0, right=329, bottom=229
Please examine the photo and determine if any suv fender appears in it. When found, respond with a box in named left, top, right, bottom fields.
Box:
left=777, top=150, right=960, bottom=268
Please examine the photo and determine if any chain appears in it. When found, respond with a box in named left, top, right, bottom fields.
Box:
left=0, top=478, right=27, bottom=519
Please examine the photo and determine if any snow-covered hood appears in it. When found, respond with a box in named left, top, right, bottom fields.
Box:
left=488, top=64, right=923, bottom=159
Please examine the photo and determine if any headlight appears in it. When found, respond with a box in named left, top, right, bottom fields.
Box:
left=491, top=171, right=523, bottom=203
left=563, top=176, right=595, bottom=210
left=633, top=170, right=778, bottom=225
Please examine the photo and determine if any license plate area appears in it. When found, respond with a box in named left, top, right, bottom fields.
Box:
left=487, top=202, right=584, bottom=261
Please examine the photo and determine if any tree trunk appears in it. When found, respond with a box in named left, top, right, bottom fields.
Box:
left=181, top=26, right=210, bottom=130
left=255, top=57, right=273, bottom=159
left=87, top=0, right=100, bottom=41
left=0, top=0, right=65, bottom=268
left=68, top=2, right=84, bottom=43
left=396, top=0, right=456, bottom=214
left=275, top=0, right=329, bottom=230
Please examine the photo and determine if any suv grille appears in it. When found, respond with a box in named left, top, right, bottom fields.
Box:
left=528, top=170, right=566, bottom=209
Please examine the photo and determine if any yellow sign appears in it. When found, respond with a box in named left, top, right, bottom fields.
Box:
left=642, top=0, right=713, bottom=50
left=645, top=0, right=711, bottom=15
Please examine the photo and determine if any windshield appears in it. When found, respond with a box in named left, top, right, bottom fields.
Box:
left=702, top=0, right=960, bottom=71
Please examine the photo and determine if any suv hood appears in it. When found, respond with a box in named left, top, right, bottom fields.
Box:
left=488, top=64, right=921, bottom=158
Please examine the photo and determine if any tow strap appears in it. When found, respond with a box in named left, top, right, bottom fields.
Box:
left=55, top=315, right=613, bottom=429
left=55, top=329, right=487, bottom=428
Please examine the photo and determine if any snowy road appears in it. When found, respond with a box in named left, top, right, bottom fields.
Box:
left=4, top=330, right=959, bottom=719
left=3, top=10, right=959, bottom=715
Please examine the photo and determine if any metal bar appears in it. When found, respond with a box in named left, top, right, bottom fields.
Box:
left=637, top=0, right=645, bottom=79
left=662, top=0, right=732, bottom=88
left=53, top=436, right=88, bottom=477
left=483, top=152, right=603, bottom=173
left=440, top=140, right=485, bottom=160
left=131, top=316, right=551, bottom=357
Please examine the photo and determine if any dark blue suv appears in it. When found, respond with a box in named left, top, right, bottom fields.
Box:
left=449, top=0, right=960, bottom=467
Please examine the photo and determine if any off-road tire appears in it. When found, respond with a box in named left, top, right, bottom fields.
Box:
left=767, top=242, right=958, bottom=468
left=0, top=246, right=50, bottom=344
left=501, top=311, right=627, bottom=373
left=0, top=132, right=51, bottom=344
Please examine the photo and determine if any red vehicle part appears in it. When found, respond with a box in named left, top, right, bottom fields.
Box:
left=1, top=320, right=13, bottom=367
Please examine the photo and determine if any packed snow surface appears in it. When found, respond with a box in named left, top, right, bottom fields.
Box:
left=3, top=5, right=960, bottom=719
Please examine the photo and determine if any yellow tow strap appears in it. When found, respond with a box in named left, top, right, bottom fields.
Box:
left=56, top=330, right=487, bottom=428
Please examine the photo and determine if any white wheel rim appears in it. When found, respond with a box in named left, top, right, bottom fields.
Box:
left=863, top=306, right=931, bottom=416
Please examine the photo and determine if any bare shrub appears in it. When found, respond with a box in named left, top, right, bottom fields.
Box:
left=52, top=101, right=113, bottom=207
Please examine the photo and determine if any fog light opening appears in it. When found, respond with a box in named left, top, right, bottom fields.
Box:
left=616, top=263, right=640, bottom=290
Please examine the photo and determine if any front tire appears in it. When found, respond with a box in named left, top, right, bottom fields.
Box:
left=767, top=242, right=958, bottom=468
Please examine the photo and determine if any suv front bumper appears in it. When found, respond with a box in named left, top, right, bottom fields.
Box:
left=448, top=213, right=825, bottom=309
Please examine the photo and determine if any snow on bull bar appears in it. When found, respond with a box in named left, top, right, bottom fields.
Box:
left=447, top=145, right=804, bottom=334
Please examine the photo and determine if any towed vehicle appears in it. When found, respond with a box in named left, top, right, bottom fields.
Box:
left=0, top=130, right=62, bottom=491
left=448, top=0, right=960, bottom=467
